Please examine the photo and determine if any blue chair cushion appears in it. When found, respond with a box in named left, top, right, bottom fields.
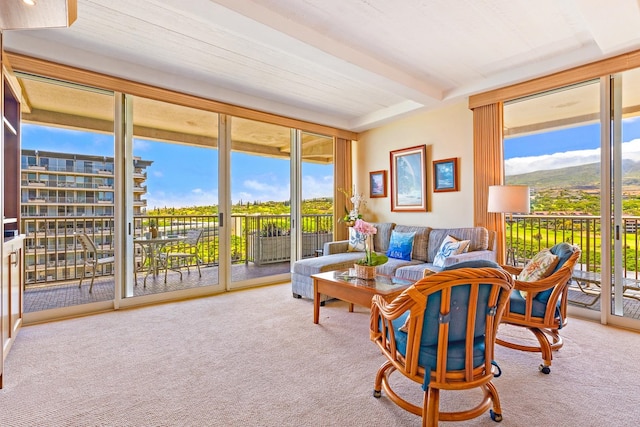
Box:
left=535, top=242, right=574, bottom=303
left=508, top=289, right=559, bottom=318
left=389, top=284, right=493, bottom=373
left=394, top=321, right=486, bottom=372
left=443, top=259, right=500, bottom=270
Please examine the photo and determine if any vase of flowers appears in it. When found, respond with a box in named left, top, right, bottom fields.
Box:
left=339, top=186, right=366, bottom=226
left=352, top=219, right=388, bottom=279
left=354, top=263, right=377, bottom=280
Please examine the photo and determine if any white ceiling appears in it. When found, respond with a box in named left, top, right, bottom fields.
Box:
left=5, top=0, right=640, bottom=133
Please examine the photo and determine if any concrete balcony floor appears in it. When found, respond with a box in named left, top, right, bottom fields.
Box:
left=24, top=261, right=290, bottom=313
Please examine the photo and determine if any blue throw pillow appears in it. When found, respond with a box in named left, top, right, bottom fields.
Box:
left=386, top=231, right=416, bottom=261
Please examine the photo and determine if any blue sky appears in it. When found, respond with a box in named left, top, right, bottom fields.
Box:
left=22, top=124, right=334, bottom=209
left=24, top=116, right=640, bottom=208
left=504, top=117, right=640, bottom=175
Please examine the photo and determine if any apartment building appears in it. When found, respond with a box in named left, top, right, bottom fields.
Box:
left=20, top=149, right=152, bottom=285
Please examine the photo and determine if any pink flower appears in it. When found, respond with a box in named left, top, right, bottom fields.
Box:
left=353, top=219, right=377, bottom=236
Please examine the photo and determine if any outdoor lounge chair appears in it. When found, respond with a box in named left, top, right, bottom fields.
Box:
left=76, top=233, right=115, bottom=293
left=163, top=229, right=203, bottom=283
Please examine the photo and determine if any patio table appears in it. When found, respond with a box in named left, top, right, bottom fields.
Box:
left=135, top=236, right=186, bottom=285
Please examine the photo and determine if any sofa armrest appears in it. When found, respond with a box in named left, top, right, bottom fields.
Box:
left=442, top=250, right=497, bottom=267
left=323, top=240, right=349, bottom=255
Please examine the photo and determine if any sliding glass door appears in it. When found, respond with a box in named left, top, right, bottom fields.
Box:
left=300, top=132, right=334, bottom=259
left=609, top=68, right=640, bottom=327
left=228, top=117, right=292, bottom=288
left=14, top=66, right=341, bottom=321
left=18, top=74, right=116, bottom=315
left=126, top=95, right=220, bottom=298
left=504, top=75, right=640, bottom=330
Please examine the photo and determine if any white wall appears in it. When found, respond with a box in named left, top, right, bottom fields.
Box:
left=354, top=101, right=474, bottom=228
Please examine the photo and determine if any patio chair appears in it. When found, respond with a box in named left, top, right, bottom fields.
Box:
left=370, top=267, right=514, bottom=426
left=496, top=242, right=581, bottom=374
left=76, top=233, right=115, bottom=293
left=163, top=229, right=203, bottom=283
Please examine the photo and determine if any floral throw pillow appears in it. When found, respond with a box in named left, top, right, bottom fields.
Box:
left=432, top=235, right=471, bottom=268
left=386, top=231, right=416, bottom=261
left=347, top=227, right=366, bottom=252
left=517, top=249, right=559, bottom=282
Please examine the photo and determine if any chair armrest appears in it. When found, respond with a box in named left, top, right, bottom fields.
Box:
left=370, top=289, right=423, bottom=356
left=370, top=287, right=426, bottom=334
left=501, top=264, right=523, bottom=276
left=512, top=266, right=573, bottom=293
left=323, top=240, right=349, bottom=255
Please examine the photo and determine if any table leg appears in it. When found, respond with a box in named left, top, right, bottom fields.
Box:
left=349, top=303, right=354, bottom=312
left=138, top=244, right=153, bottom=287
left=314, top=278, right=320, bottom=324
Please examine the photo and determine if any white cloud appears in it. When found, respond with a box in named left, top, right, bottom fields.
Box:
left=505, top=138, right=640, bottom=175
left=147, top=175, right=326, bottom=209
left=134, top=139, right=152, bottom=151
left=243, top=179, right=274, bottom=192
left=302, top=174, right=333, bottom=199
left=238, top=179, right=289, bottom=203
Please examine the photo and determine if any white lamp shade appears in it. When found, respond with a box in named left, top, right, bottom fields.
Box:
left=487, top=185, right=530, bottom=214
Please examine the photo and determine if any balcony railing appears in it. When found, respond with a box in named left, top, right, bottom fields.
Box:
left=23, top=212, right=640, bottom=289
left=21, top=214, right=333, bottom=287
left=509, top=214, right=640, bottom=280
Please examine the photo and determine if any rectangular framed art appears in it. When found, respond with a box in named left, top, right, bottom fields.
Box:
left=433, top=158, right=458, bottom=192
left=390, top=145, right=427, bottom=212
left=369, top=170, right=387, bottom=198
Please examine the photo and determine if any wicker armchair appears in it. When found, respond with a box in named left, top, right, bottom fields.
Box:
left=496, top=243, right=581, bottom=374
left=370, top=267, right=514, bottom=426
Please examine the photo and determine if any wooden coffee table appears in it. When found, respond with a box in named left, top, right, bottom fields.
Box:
left=312, top=269, right=415, bottom=324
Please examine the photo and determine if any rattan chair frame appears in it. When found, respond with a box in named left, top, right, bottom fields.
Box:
left=370, top=267, right=514, bottom=426
left=496, top=246, right=581, bottom=374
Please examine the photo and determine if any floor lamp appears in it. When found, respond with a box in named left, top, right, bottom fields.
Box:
left=488, top=185, right=530, bottom=265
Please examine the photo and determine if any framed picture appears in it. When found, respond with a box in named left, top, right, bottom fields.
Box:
left=433, top=158, right=458, bottom=192
left=390, top=145, right=427, bottom=212
left=369, top=170, right=387, bottom=198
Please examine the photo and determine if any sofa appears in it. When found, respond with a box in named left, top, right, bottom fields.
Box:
left=291, top=223, right=496, bottom=302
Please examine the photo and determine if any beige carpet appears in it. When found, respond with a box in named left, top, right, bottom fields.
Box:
left=1, top=283, right=639, bottom=426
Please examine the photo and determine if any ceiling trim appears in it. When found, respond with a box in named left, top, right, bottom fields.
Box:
left=469, top=48, right=640, bottom=109
left=5, top=51, right=358, bottom=141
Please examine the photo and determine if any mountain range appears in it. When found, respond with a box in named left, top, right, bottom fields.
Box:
left=506, top=159, right=640, bottom=190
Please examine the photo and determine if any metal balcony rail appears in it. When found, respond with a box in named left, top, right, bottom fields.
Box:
left=509, top=214, right=640, bottom=280
left=21, top=213, right=333, bottom=287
